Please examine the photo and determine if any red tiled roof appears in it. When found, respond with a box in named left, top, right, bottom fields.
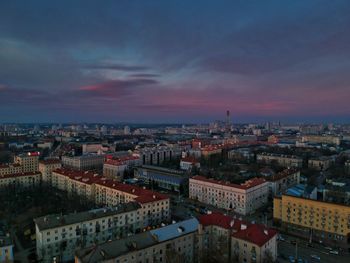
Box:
left=199, top=212, right=277, bottom=247
left=231, top=223, right=277, bottom=247
left=191, top=176, right=267, bottom=190
left=199, top=212, right=244, bottom=230
left=266, top=168, right=299, bottom=182
left=95, top=178, right=168, bottom=204
left=53, top=168, right=101, bottom=185
left=54, top=168, right=168, bottom=204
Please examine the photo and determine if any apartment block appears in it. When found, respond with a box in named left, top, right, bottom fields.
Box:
left=0, top=172, right=41, bottom=190
left=135, top=146, right=181, bottom=165
left=274, top=194, right=350, bottom=250
left=308, top=156, right=333, bottom=171
left=257, top=153, right=303, bottom=168
left=265, top=168, right=300, bottom=196
left=134, top=165, right=188, bottom=192
left=302, top=135, right=341, bottom=146
left=34, top=202, right=142, bottom=262
left=75, top=218, right=199, bottom=263
left=52, top=168, right=171, bottom=225
left=14, top=152, right=40, bottom=173
left=189, top=176, right=269, bottom=215
left=39, top=159, right=62, bottom=185
left=198, top=212, right=277, bottom=263
left=62, top=154, right=104, bottom=171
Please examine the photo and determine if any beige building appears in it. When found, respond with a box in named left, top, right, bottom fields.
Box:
left=35, top=202, right=143, bottom=262
left=103, top=160, right=127, bottom=180
left=0, top=163, right=22, bottom=176
left=257, top=153, right=303, bottom=168
left=189, top=176, right=269, bottom=215
left=51, top=168, right=171, bottom=225
left=0, top=172, right=41, bottom=190
left=62, top=154, right=104, bottom=171
left=75, top=218, right=199, bottom=263
left=39, top=159, right=62, bottom=185
left=308, top=156, right=332, bottom=171
left=302, top=135, right=341, bottom=146
left=14, top=152, right=40, bottom=173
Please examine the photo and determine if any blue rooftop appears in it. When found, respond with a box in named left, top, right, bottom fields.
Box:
left=150, top=218, right=199, bottom=242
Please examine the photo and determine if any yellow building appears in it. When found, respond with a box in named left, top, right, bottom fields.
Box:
left=274, top=194, right=350, bottom=250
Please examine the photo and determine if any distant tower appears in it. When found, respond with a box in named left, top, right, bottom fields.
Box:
left=226, top=110, right=231, bottom=132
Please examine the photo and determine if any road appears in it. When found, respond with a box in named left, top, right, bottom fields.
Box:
left=278, top=234, right=350, bottom=263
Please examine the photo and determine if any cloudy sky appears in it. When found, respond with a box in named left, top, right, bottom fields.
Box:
left=0, top=0, right=350, bottom=123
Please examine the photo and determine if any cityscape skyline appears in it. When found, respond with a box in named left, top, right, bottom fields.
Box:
left=1, top=1, right=350, bottom=123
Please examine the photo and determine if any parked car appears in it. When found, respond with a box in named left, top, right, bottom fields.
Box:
left=311, top=255, right=320, bottom=260
left=330, top=250, right=339, bottom=255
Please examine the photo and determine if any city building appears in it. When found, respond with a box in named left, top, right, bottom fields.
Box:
left=301, top=135, right=341, bottom=146
left=274, top=194, right=350, bottom=250
left=0, top=163, right=22, bottom=176
left=201, top=145, right=222, bottom=158
left=52, top=169, right=101, bottom=201
left=103, top=155, right=141, bottom=180
left=94, top=179, right=170, bottom=226
left=0, top=172, right=41, bottom=190
left=39, top=159, right=62, bottom=185
left=308, top=156, right=333, bottom=171
left=14, top=152, right=40, bottom=173
left=189, top=176, right=269, bottom=215
left=75, top=218, right=199, bottom=263
left=228, top=148, right=254, bottom=161
left=198, top=212, right=277, bottom=263
left=62, top=154, right=104, bottom=171
left=135, top=146, right=182, bottom=165
left=256, top=153, right=303, bottom=168
left=285, top=184, right=317, bottom=200
left=103, top=159, right=127, bottom=181
left=134, top=165, right=188, bottom=192
left=265, top=168, right=300, bottom=196
left=0, top=223, right=14, bottom=263
left=34, top=202, right=143, bottom=262
left=52, top=168, right=171, bottom=226
left=180, top=156, right=200, bottom=171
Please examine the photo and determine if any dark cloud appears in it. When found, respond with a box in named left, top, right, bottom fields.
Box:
left=0, top=0, right=349, bottom=122
left=83, top=63, right=149, bottom=72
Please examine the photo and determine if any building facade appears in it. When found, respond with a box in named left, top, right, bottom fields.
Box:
left=189, top=176, right=269, bottom=215
left=257, top=153, right=303, bottom=168
left=0, top=172, right=41, bottom=190
left=75, top=218, right=199, bottom=263
left=274, top=194, right=350, bottom=250
left=35, top=202, right=143, bottom=262
left=134, top=165, right=188, bottom=192
left=39, top=159, right=62, bottom=185
left=62, top=154, right=104, bottom=171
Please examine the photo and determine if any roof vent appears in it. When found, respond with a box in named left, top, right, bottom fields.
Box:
left=241, top=224, right=247, bottom=230
left=230, top=220, right=235, bottom=227
left=264, top=229, right=268, bottom=235
left=177, top=226, right=185, bottom=233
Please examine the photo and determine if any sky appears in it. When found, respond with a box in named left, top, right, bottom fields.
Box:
left=0, top=0, right=350, bottom=123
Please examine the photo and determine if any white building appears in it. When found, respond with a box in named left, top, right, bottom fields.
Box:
left=189, top=176, right=269, bottom=215
left=34, top=202, right=143, bottom=262
left=75, top=218, right=199, bottom=263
